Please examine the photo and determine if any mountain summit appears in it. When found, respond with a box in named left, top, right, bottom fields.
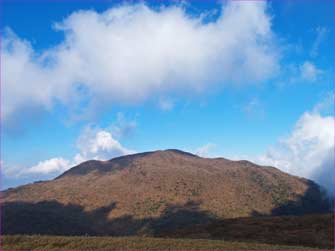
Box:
left=2, top=149, right=329, bottom=236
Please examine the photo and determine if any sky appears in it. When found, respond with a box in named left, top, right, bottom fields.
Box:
left=1, top=0, right=334, bottom=195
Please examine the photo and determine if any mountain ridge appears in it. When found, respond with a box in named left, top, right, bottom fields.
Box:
left=2, top=149, right=330, bottom=236
left=56, top=149, right=279, bottom=179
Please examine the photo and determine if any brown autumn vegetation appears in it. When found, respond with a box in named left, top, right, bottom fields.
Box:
left=1, top=150, right=332, bottom=250
left=3, top=150, right=329, bottom=218
left=161, top=213, right=334, bottom=249
left=2, top=213, right=333, bottom=250
left=2, top=235, right=318, bottom=250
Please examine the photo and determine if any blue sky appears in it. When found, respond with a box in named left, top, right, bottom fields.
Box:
left=1, top=0, right=334, bottom=191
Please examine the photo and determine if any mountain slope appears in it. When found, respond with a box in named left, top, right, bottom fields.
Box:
left=2, top=149, right=329, bottom=235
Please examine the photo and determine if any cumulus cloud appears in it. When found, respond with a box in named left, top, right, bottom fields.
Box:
left=2, top=1, right=280, bottom=126
left=74, top=125, right=135, bottom=162
left=6, top=125, right=135, bottom=177
left=256, top=102, right=334, bottom=195
left=24, top=158, right=71, bottom=175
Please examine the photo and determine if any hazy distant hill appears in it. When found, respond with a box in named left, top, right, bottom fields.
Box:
left=2, top=149, right=330, bottom=236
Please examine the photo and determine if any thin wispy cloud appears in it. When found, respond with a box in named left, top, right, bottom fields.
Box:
left=300, top=61, right=322, bottom=82
left=195, top=143, right=217, bottom=157
left=310, top=26, right=329, bottom=58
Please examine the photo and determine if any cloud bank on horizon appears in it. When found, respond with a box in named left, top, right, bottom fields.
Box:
left=4, top=120, right=135, bottom=178
left=2, top=1, right=333, bottom=195
left=256, top=99, right=334, bottom=195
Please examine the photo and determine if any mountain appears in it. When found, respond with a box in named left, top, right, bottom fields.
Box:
left=2, top=149, right=330, bottom=236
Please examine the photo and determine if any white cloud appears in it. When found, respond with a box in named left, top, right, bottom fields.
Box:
left=195, top=143, right=216, bottom=157
left=2, top=1, right=280, bottom=126
left=300, top=61, right=321, bottom=82
left=256, top=105, right=334, bottom=194
left=75, top=125, right=135, bottom=161
left=24, top=158, right=71, bottom=175
left=5, top=125, right=135, bottom=177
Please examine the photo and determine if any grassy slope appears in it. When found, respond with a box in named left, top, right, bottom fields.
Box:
left=2, top=235, right=315, bottom=250
left=3, top=214, right=333, bottom=250
left=162, top=213, right=334, bottom=249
